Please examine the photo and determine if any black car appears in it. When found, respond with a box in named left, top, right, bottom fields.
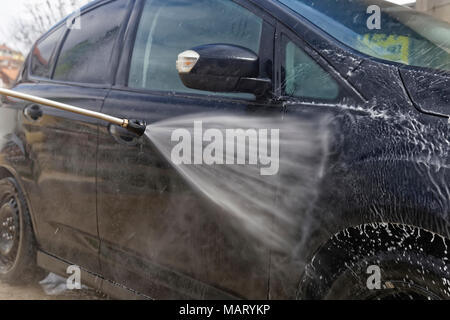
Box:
left=0, top=0, right=449, bottom=299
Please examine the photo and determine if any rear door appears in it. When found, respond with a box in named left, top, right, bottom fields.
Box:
left=22, top=0, right=132, bottom=275
left=98, top=0, right=277, bottom=299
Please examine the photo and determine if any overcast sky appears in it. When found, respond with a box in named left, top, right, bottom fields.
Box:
left=0, top=0, right=54, bottom=52
left=0, top=0, right=27, bottom=41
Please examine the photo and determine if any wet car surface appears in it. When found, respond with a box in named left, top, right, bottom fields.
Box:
left=0, top=0, right=448, bottom=299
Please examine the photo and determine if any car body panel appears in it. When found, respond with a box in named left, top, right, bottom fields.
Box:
left=1, top=82, right=105, bottom=273
left=97, top=90, right=282, bottom=299
left=400, top=67, right=450, bottom=117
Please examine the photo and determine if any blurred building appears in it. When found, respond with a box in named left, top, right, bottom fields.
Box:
left=415, top=0, right=450, bottom=23
left=0, top=44, right=24, bottom=88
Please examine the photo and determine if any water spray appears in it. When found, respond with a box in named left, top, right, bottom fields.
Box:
left=0, top=88, right=147, bottom=136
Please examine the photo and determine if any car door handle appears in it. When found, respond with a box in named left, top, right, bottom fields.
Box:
left=24, top=104, right=43, bottom=121
left=108, top=124, right=139, bottom=146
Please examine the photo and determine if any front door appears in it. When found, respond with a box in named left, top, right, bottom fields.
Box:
left=98, top=0, right=279, bottom=299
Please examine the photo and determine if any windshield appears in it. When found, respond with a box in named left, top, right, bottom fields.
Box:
left=277, top=0, right=450, bottom=71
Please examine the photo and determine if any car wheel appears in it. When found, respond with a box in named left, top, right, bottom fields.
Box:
left=0, top=177, right=43, bottom=283
left=325, top=251, right=450, bottom=300
left=300, top=224, right=450, bottom=300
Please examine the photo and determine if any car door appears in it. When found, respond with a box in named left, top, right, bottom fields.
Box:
left=97, top=0, right=278, bottom=299
left=20, top=0, right=132, bottom=275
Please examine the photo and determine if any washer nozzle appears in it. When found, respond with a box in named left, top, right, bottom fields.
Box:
left=125, top=119, right=147, bottom=136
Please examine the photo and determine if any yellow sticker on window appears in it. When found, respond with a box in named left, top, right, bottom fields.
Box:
left=357, top=34, right=410, bottom=65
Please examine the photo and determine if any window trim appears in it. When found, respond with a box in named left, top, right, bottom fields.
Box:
left=114, top=0, right=276, bottom=104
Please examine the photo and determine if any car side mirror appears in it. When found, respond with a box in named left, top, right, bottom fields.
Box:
left=176, top=44, right=271, bottom=97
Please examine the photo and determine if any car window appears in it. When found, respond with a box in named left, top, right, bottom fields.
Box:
left=283, top=37, right=339, bottom=100
left=128, top=0, right=263, bottom=98
left=31, top=27, right=65, bottom=79
left=53, top=0, right=129, bottom=84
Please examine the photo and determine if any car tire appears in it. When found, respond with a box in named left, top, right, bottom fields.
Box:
left=300, top=224, right=450, bottom=300
left=0, top=177, right=43, bottom=283
left=324, top=251, right=450, bottom=300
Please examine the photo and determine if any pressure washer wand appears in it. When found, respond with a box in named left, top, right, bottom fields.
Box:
left=0, top=88, right=147, bottom=136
